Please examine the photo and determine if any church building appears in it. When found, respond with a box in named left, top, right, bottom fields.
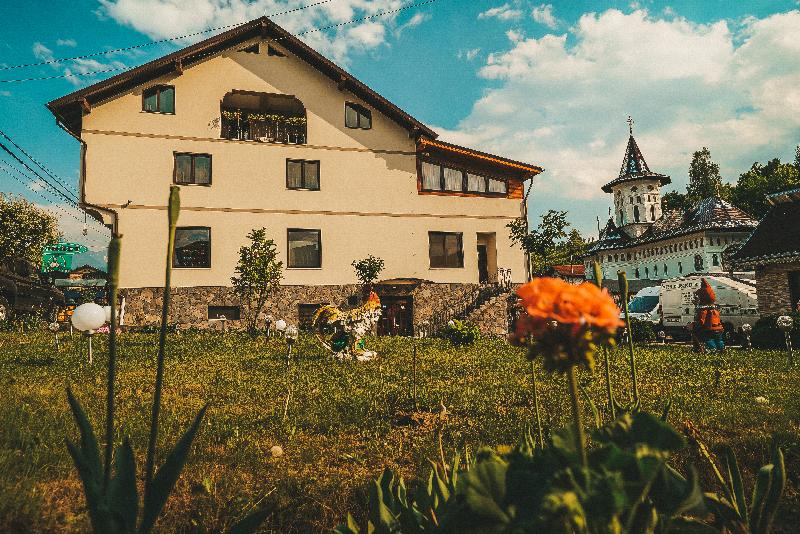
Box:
left=584, top=123, right=758, bottom=292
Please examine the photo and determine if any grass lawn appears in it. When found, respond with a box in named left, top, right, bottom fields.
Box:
left=0, top=330, right=798, bottom=532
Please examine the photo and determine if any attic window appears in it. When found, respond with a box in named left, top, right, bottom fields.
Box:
left=239, top=43, right=259, bottom=54
left=345, top=102, right=372, bottom=129
left=267, top=44, right=285, bottom=57
left=142, top=85, right=174, bottom=114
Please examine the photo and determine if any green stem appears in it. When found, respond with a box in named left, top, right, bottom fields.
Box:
left=144, top=186, right=180, bottom=500
left=602, top=347, right=616, bottom=419
left=530, top=359, right=544, bottom=448
left=618, top=271, right=639, bottom=404
left=103, top=235, right=122, bottom=487
left=567, top=365, right=588, bottom=470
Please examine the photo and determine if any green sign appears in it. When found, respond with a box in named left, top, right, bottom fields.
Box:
left=41, top=242, right=90, bottom=273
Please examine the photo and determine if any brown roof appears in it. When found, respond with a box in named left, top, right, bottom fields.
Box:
left=47, top=16, right=438, bottom=139
left=730, top=193, right=800, bottom=267
left=550, top=264, right=586, bottom=277
left=418, top=138, right=544, bottom=176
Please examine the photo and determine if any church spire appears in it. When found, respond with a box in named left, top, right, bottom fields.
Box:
left=618, top=118, right=652, bottom=179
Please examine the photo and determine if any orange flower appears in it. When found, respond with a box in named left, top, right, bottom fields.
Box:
left=517, top=278, right=623, bottom=333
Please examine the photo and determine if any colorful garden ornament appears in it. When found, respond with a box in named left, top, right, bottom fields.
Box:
left=311, top=292, right=382, bottom=361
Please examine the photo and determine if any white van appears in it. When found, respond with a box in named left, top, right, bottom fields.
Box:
left=660, top=275, right=759, bottom=337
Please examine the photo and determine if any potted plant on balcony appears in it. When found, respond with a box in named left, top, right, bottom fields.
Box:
left=286, top=116, right=307, bottom=144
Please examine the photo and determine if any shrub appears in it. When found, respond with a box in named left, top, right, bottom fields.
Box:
left=618, top=317, right=656, bottom=343
left=752, top=312, right=800, bottom=349
left=351, top=255, right=385, bottom=286
left=440, top=319, right=479, bottom=346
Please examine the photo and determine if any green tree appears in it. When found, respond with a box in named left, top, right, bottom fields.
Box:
left=508, top=210, right=586, bottom=276
left=661, top=190, right=691, bottom=213
left=687, top=147, right=730, bottom=203
left=730, top=158, right=800, bottom=218
left=351, top=254, right=384, bottom=288
left=0, top=193, right=61, bottom=264
left=231, top=227, right=283, bottom=335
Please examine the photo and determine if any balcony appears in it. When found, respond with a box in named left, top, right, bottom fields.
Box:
left=220, top=90, right=307, bottom=145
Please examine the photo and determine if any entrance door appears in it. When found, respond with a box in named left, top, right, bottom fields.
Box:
left=477, top=244, right=489, bottom=284
left=378, top=297, right=413, bottom=336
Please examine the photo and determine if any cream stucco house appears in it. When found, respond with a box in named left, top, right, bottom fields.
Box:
left=48, top=17, right=543, bottom=334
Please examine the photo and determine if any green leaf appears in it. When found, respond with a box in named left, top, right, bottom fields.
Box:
left=140, top=404, right=208, bottom=533
left=333, top=513, right=360, bottom=534
left=721, top=445, right=747, bottom=523
left=754, top=445, right=786, bottom=534
left=226, top=508, right=271, bottom=534
left=749, top=464, right=773, bottom=534
left=66, top=388, right=102, bottom=480
left=629, top=412, right=685, bottom=453
left=108, top=437, right=138, bottom=533
left=650, top=465, right=704, bottom=518
left=368, top=474, right=399, bottom=534
left=579, top=385, right=602, bottom=429
left=457, top=458, right=511, bottom=526
left=66, top=439, right=113, bottom=534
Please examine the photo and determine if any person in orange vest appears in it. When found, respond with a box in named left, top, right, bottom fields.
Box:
left=693, top=278, right=725, bottom=351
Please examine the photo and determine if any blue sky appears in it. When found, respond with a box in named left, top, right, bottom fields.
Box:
left=1, top=0, right=799, bottom=267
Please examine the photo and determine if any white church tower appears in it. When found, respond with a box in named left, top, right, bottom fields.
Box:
left=601, top=118, right=671, bottom=238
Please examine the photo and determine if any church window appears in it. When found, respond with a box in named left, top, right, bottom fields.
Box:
left=650, top=205, right=655, bottom=220
left=716, top=238, right=721, bottom=246
left=712, top=254, right=719, bottom=266
left=664, top=264, right=668, bottom=275
left=636, top=195, right=641, bottom=203
left=648, top=184, right=655, bottom=191
left=645, top=267, right=649, bottom=277
left=635, top=268, right=640, bottom=278
left=678, top=261, right=683, bottom=273
left=695, top=254, right=704, bottom=271
left=631, top=186, right=637, bottom=192
left=634, top=205, right=640, bottom=222
left=654, top=265, right=658, bottom=276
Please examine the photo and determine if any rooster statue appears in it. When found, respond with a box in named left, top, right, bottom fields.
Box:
left=311, top=291, right=382, bottom=360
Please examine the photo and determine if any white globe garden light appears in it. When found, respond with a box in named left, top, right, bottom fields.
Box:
left=72, top=303, right=106, bottom=332
left=103, top=305, right=112, bottom=324
left=275, top=319, right=287, bottom=332
left=71, top=303, right=106, bottom=364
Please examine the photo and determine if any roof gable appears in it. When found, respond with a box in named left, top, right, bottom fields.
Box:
left=47, top=17, right=437, bottom=140
left=602, top=135, right=671, bottom=193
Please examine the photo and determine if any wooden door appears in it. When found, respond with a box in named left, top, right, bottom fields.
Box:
left=378, top=297, right=413, bottom=336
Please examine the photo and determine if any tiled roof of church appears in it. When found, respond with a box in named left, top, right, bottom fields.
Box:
left=601, top=135, right=671, bottom=193
left=730, top=190, right=800, bottom=266
left=585, top=197, right=757, bottom=256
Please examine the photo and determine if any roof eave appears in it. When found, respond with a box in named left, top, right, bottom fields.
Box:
left=46, top=16, right=437, bottom=140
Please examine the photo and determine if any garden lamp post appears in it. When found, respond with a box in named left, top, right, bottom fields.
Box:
left=218, top=314, right=228, bottom=334
left=275, top=319, right=287, bottom=337
left=658, top=330, right=666, bottom=345
left=49, top=321, right=60, bottom=350
left=741, top=323, right=752, bottom=350
left=777, top=316, right=794, bottom=365
left=265, top=314, right=274, bottom=337
left=285, top=324, right=298, bottom=367
left=71, top=302, right=106, bottom=364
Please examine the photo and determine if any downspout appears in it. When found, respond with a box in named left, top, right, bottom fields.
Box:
left=521, top=176, right=534, bottom=282
left=55, top=119, right=119, bottom=236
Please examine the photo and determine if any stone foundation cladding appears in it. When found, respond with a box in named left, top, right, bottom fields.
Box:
left=467, top=293, right=512, bottom=337
left=118, top=282, right=511, bottom=334
left=755, top=263, right=800, bottom=315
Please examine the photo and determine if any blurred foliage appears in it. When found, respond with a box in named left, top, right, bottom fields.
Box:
left=0, top=193, right=61, bottom=264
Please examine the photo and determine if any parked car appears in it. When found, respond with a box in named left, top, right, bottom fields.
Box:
left=623, top=285, right=661, bottom=324
left=0, top=257, right=65, bottom=321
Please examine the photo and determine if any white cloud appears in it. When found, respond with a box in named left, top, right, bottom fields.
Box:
left=97, top=0, right=418, bottom=65
left=56, top=38, right=78, bottom=47
left=458, top=47, right=481, bottom=61
left=33, top=41, right=127, bottom=86
left=395, top=12, right=430, bottom=36
left=437, top=9, right=800, bottom=234
left=531, top=4, right=558, bottom=29
left=478, top=3, right=523, bottom=21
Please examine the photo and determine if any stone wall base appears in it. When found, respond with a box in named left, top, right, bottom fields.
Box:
left=119, top=282, right=511, bottom=335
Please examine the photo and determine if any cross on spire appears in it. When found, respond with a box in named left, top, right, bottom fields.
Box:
left=627, top=115, right=634, bottom=135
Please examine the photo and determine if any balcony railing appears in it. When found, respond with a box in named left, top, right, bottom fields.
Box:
left=220, top=108, right=307, bottom=144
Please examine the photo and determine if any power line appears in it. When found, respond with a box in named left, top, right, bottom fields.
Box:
left=0, top=128, right=78, bottom=199
left=0, top=0, right=337, bottom=71
left=0, top=0, right=442, bottom=83
left=0, top=162, right=110, bottom=243
left=0, top=138, right=79, bottom=204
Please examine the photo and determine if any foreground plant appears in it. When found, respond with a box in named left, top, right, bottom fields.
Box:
left=65, top=187, right=267, bottom=533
